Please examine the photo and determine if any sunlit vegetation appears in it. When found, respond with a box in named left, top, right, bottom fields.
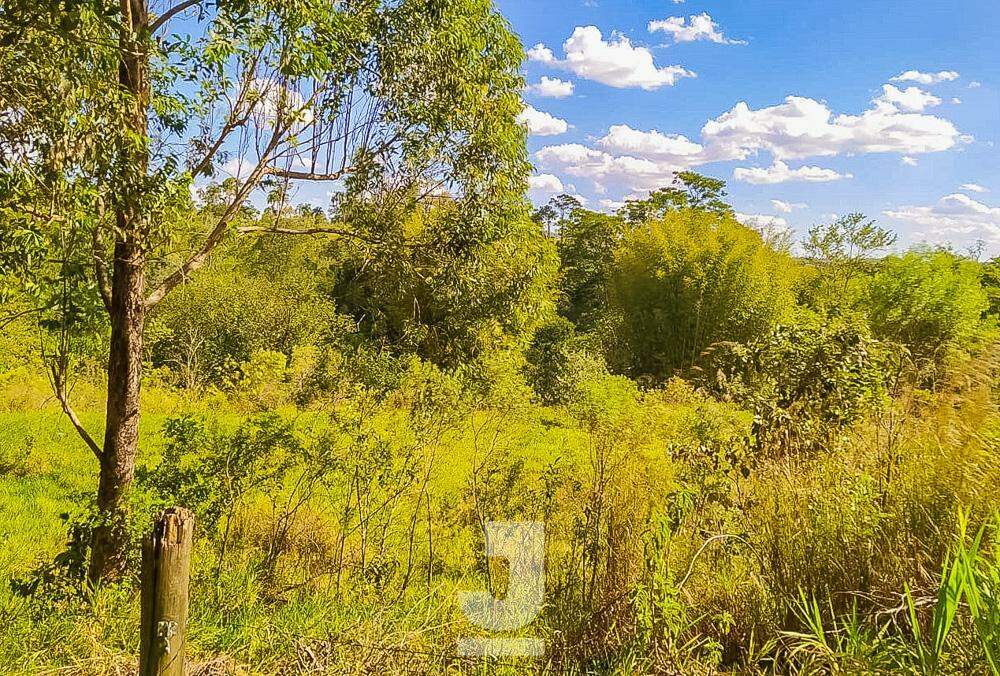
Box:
left=2, top=1, right=1000, bottom=674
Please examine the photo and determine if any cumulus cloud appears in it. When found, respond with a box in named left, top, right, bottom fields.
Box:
left=527, top=44, right=556, bottom=63
left=876, top=84, right=941, bottom=112
left=528, top=173, right=565, bottom=194
left=736, top=212, right=789, bottom=228
left=535, top=143, right=673, bottom=191
left=969, top=81, right=982, bottom=89
left=527, top=26, right=695, bottom=90
left=596, top=124, right=705, bottom=161
left=901, top=156, right=918, bottom=166
left=885, top=193, right=1000, bottom=251
left=221, top=157, right=257, bottom=180
left=648, top=13, right=745, bottom=44
left=771, top=199, right=806, bottom=213
left=249, top=78, right=314, bottom=129
left=534, top=89, right=965, bottom=196
left=890, top=70, right=960, bottom=85
left=733, top=160, right=852, bottom=185
left=517, top=105, right=569, bottom=136
left=960, top=183, right=988, bottom=193
left=702, top=95, right=966, bottom=160
left=524, top=76, right=575, bottom=98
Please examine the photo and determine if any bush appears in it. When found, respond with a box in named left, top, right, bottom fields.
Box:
left=147, top=238, right=333, bottom=389
left=607, top=209, right=799, bottom=381
left=696, top=310, right=889, bottom=456
left=524, top=317, right=607, bottom=405
left=866, top=248, right=989, bottom=377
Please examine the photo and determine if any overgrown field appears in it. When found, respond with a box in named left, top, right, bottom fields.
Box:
left=2, top=334, right=999, bottom=673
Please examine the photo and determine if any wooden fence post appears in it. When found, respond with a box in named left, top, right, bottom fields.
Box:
left=139, top=507, right=194, bottom=676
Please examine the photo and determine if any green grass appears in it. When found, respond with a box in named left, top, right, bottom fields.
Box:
left=1, top=369, right=998, bottom=673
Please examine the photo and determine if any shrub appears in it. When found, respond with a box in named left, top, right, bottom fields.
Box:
left=524, top=317, right=607, bottom=405
left=607, top=209, right=799, bottom=380
left=147, top=238, right=333, bottom=389
left=696, top=310, right=889, bottom=456
left=866, top=248, right=989, bottom=377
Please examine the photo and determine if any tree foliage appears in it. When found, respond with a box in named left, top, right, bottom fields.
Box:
left=804, top=213, right=897, bottom=309
left=556, top=208, right=627, bottom=331
left=619, top=171, right=733, bottom=225
left=697, top=311, right=888, bottom=455
left=866, top=248, right=989, bottom=370
left=607, top=209, right=799, bottom=380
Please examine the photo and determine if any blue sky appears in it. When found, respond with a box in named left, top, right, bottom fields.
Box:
left=499, top=0, right=1000, bottom=254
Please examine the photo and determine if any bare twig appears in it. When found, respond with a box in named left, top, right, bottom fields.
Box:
left=149, top=0, right=203, bottom=33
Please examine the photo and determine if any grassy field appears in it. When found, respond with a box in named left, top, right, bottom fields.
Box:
left=1, top=357, right=999, bottom=674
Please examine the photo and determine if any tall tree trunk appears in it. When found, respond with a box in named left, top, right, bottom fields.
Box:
left=89, top=238, right=146, bottom=582
left=88, top=0, right=149, bottom=585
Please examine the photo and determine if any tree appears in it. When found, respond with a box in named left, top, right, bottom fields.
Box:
left=0, top=0, right=528, bottom=582
left=804, top=213, right=896, bottom=308
left=866, top=248, right=988, bottom=373
left=533, top=193, right=582, bottom=238
left=619, top=171, right=732, bottom=225
left=607, top=209, right=799, bottom=380
left=982, top=257, right=1000, bottom=319
left=330, top=194, right=556, bottom=368
left=555, top=208, right=627, bottom=331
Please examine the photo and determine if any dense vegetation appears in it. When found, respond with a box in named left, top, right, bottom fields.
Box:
left=1, top=1, right=1000, bottom=674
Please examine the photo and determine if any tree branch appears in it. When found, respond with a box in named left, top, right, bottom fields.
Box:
left=49, top=363, right=103, bottom=462
left=236, top=224, right=383, bottom=245
left=263, top=167, right=349, bottom=182
left=93, top=224, right=112, bottom=315
left=145, top=131, right=286, bottom=310
left=0, top=305, right=48, bottom=330
left=149, top=0, right=203, bottom=32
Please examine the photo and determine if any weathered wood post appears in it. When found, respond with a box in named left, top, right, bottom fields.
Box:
left=139, top=507, right=194, bottom=676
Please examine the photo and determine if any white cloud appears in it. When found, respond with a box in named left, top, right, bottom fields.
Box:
left=249, top=78, right=314, bottom=129
left=527, top=43, right=556, bottom=63
left=884, top=193, right=1000, bottom=251
left=222, top=157, right=255, bottom=180
left=876, top=84, right=941, bottom=112
left=703, top=95, right=966, bottom=160
left=771, top=199, right=806, bottom=213
left=596, top=124, right=705, bottom=161
left=901, top=156, right=918, bottom=166
left=525, top=76, right=575, bottom=98
left=890, top=70, right=960, bottom=85
left=951, top=97, right=962, bottom=104
left=517, top=105, right=569, bottom=136
left=599, top=198, right=627, bottom=212
left=534, top=88, right=965, bottom=196
left=733, top=160, right=852, bottom=185
left=969, top=81, right=982, bottom=89
left=528, top=26, right=695, bottom=90
left=736, top=212, right=789, bottom=228
left=960, top=183, right=988, bottom=193
left=535, top=143, right=673, bottom=191
left=648, top=13, right=745, bottom=45
left=528, top=173, right=564, bottom=194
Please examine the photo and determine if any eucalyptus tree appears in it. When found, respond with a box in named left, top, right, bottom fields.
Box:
left=0, top=0, right=529, bottom=582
